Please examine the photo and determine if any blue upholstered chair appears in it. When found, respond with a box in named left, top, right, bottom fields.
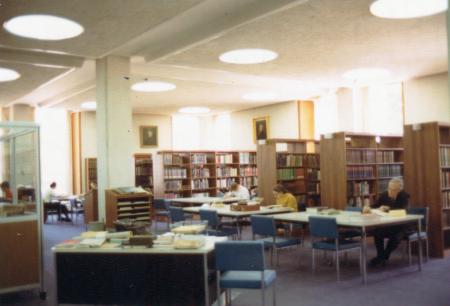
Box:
left=251, top=215, right=302, bottom=266
left=199, top=209, right=238, bottom=238
left=153, top=199, right=170, bottom=230
left=215, top=241, right=277, bottom=306
left=168, top=206, right=185, bottom=223
left=405, top=207, right=429, bottom=264
left=309, top=216, right=362, bottom=282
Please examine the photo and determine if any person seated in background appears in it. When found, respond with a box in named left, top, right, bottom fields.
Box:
left=1, top=181, right=13, bottom=202
left=370, top=177, right=410, bottom=267
left=217, top=187, right=229, bottom=198
left=225, top=182, right=250, bottom=200
left=44, top=182, right=71, bottom=222
left=273, top=184, right=298, bottom=211
left=249, top=186, right=258, bottom=200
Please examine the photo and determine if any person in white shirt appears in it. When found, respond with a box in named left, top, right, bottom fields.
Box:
left=225, top=182, right=250, bottom=200
left=43, top=182, right=71, bottom=222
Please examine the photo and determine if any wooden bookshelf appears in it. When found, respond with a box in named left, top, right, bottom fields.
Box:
left=256, top=139, right=320, bottom=206
left=85, top=158, right=97, bottom=192
left=105, top=189, right=152, bottom=228
left=320, top=132, right=403, bottom=210
left=84, top=189, right=98, bottom=224
left=404, top=122, right=450, bottom=257
left=134, top=154, right=153, bottom=191
left=153, top=151, right=257, bottom=199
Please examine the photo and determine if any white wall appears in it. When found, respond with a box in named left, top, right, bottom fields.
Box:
left=403, top=72, right=450, bottom=124
left=36, top=108, right=72, bottom=195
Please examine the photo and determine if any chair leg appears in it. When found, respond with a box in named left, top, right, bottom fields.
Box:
left=227, top=289, right=231, bottom=306
left=275, top=247, right=279, bottom=267
left=312, top=248, right=316, bottom=274
left=261, top=287, right=265, bottom=306
left=272, top=277, right=276, bottom=306
left=336, top=251, right=340, bottom=282
left=426, top=239, right=429, bottom=262
left=217, top=272, right=222, bottom=306
left=408, top=241, right=412, bottom=266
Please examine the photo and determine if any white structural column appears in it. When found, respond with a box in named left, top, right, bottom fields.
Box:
left=96, top=56, right=134, bottom=221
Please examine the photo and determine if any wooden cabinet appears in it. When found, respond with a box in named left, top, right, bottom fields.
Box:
left=153, top=151, right=257, bottom=198
left=404, top=122, right=450, bottom=257
left=256, top=139, right=320, bottom=206
left=85, top=158, right=97, bottom=192
left=320, top=132, right=403, bottom=210
left=0, top=219, right=39, bottom=292
left=105, top=189, right=152, bottom=228
left=84, top=189, right=98, bottom=224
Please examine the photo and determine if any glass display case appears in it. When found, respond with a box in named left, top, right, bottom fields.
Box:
left=0, top=122, right=45, bottom=298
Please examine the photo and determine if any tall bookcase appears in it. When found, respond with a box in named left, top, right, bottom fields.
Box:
left=404, top=122, right=450, bottom=257
left=256, top=139, right=320, bottom=206
left=153, top=151, right=257, bottom=198
left=320, top=132, right=403, bottom=210
left=134, top=154, right=153, bottom=191
left=85, top=158, right=97, bottom=192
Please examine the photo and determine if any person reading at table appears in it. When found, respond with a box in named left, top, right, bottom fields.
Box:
left=370, top=177, right=409, bottom=267
left=44, top=182, right=71, bottom=222
left=273, top=184, right=298, bottom=211
left=1, top=181, right=13, bottom=202
left=225, top=182, right=250, bottom=200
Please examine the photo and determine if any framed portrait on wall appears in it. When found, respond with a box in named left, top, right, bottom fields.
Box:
left=140, top=126, right=158, bottom=148
left=253, top=116, right=270, bottom=143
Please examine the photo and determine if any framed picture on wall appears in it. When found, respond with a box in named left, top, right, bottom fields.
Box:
left=253, top=116, right=270, bottom=143
left=140, top=126, right=158, bottom=148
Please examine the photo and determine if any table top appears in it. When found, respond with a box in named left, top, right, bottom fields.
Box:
left=52, top=236, right=227, bottom=255
left=170, top=197, right=244, bottom=204
left=270, top=211, right=423, bottom=228
left=184, top=205, right=293, bottom=217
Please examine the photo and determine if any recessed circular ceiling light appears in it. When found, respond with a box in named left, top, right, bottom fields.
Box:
left=80, top=101, right=97, bottom=110
left=3, top=14, right=84, bottom=40
left=343, top=68, right=390, bottom=81
left=242, top=91, right=278, bottom=101
left=179, top=106, right=210, bottom=114
left=370, top=0, right=447, bottom=19
left=219, top=48, right=278, bottom=64
left=131, top=81, right=176, bottom=92
left=0, top=67, right=20, bottom=82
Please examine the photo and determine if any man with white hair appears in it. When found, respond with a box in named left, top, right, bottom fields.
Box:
left=370, top=177, right=410, bottom=267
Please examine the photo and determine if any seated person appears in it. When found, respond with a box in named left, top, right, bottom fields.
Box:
left=225, top=182, right=250, bottom=200
left=1, top=181, right=13, bottom=202
left=44, top=182, right=71, bottom=222
left=273, top=184, right=298, bottom=211
left=370, top=177, right=410, bottom=267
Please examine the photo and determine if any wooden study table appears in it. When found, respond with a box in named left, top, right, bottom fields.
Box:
left=184, top=205, right=293, bottom=237
left=270, top=211, right=424, bottom=284
left=52, top=236, right=226, bottom=306
left=170, top=197, right=244, bottom=207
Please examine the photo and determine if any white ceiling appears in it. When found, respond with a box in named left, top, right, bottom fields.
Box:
left=0, top=0, right=447, bottom=114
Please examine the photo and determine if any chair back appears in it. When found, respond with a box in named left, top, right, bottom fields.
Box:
left=407, top=207, right=428, bottom=229
left=199, top=209, right=219, bottom=229
left=153, top=198, right=167, bottom=210
left=251, top=215, right=276, bottom=237
left=215, top=241, right=265, bottom=271
left=309, top=216, right=339, bottom=239
left=168, top=206, right=185, bottom=223
left=345, top=206, right=362, bottom=212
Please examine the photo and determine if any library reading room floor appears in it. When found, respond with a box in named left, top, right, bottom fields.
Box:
left=1, top=219, right=450, bottom=306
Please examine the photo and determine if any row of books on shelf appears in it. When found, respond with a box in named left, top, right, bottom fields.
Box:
left=216, top=154, right=234, bottom=164
left=277, top=154, right=303, bottom=167
left=135, top=167, right=152, bottom=176
left=347, top=150, right=376, bottom=163
left=306, top=169, right=320, bottom=181
left=307, top=182, right=320, bottom=194
left=163, top=154, right=186, bottom=165
left=191, top=154, right=211, bottom=164
left=376, top=151, right=397, bottom=163
left=192, top=168, right=210, bottom=178
left=443, top=191, right=450, bottom=209
left=191, top=179, right=209, bottom=189
left=277, top=168, right=305, bottom=180
left=240, top=177, right=257, bottom=188
left=440, top=147, right=450, bottom=167
left=239, top=152, right=256, bottom=164
left=282, top=180, right=306, bottom=194
left=348, top=196, right=372, bottom=208
left=216, top=167, right=238, bottom=177
left=240, top=166, right=257, bottom=177
left=165, top=180, right=183, bottom=191
left=136, top=177, right=153, bottom=187
left=347, top=181, right=371, bottom=197
left=347, top=166, right=374, bottom=179
left=216, top=178, right=236, bottom=188
left=305, top=155, right=320, bottom=168
left=135, top=159, right=152, bottom=166
left=164, top=168, right=188, bottom=179
left=441, top=170, right=450, bottom=189
left=378, top=165, right=402, bottom=177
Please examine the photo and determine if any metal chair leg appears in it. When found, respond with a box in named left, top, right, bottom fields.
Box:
left=273, top=277, right=277, bottom=306
left=217, top=271, right=222, bottom=306
left=408, top=241, right=412, bottom=266
left=261, top=286, right=265, bottom=306
left=312, top=248, right=316, bottom=274
left=426, top=239, right=429, bottom=262
left=336, top=251, right=340, bottom=282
